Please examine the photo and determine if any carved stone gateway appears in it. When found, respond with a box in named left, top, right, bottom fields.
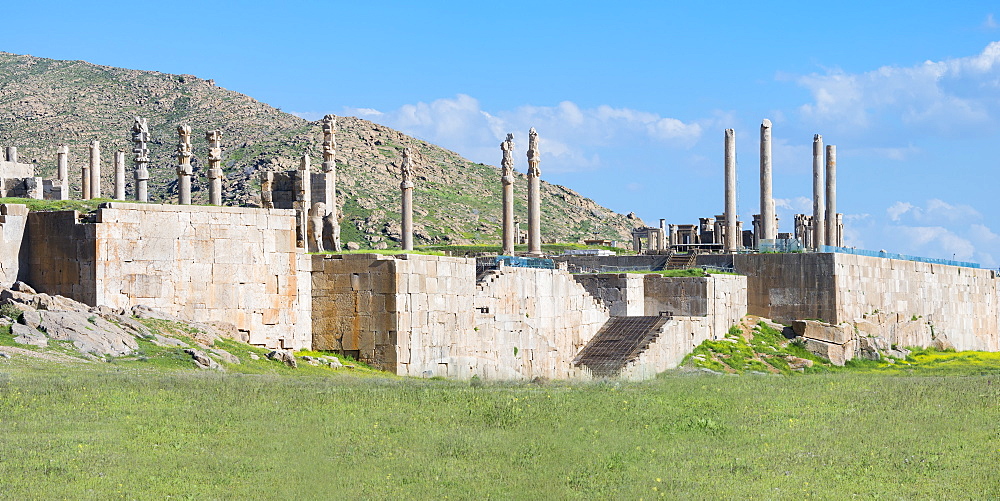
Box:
left=500, top=133, right=515, bottom=255
left=176, top=125, right=193, bottom=205
left=400, top=147, right=414, bottom=251
left=206, top=130, right=223, bottom=205
left=526, top=128, right=542, bottom=257
left=131, top=117, right=150, bottom=202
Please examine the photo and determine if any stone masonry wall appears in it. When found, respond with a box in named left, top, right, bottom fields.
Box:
left=24, top=203, right=308, bottom=349
left=572, top=273, right=644, bottom=316
left=621, top=274, right=748, bottom=380
left=311, top=253, right=610, bottom=380
left=734, top=253, right=998, bottom=351
left=0, top=204, right=28, bottom=287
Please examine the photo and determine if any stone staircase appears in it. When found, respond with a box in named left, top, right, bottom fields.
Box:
left=573, top=315, right=670, bottom=377
left=665, top=252, right=697, bottom=270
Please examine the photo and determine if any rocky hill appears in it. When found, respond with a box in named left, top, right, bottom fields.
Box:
left=0, top=52, right=645, bottom=248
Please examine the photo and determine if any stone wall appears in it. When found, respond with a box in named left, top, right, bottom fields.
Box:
left=311, top=253, right=610, bottom=380
left=22, top=203, right=309, bottom=349
left=0, top=158, right=35, bottom=179
left=621, top=274, right=748, bottom=380
left=553, top=254, right=669, bottom=273
left=572, top=273, right=644, bottom=315
left=735, top=253, right=998, bottom=351
left=0, top=204, right=28, bottom=287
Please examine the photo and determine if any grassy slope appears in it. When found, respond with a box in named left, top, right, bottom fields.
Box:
left=0, top=360, right=997, bottom=498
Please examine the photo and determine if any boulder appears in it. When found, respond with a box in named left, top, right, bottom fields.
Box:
left=11, top=281, right=35, bottom=294
left=856, top=336, right=886, bottom=361
left=210, top=348, right=240, bottom=364
left=792, top=320, right=853, bottom=345
left=785, top=356, right=814, bottom=370
left=931, top=338, right=956, bottom=351
left=12, top=323, right=47, bottom=347
left=346, top=241, right=361, bottom=251
left=19, top=309, right=41, bottom=330
left=266, top=350, right=297, bottom=368
left=184, top=348, right=222, bottom=370
left=801, top=337, right=854, bottom=366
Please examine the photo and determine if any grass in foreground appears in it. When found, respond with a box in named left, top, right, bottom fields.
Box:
left=0, top=361, right=997, bottom=499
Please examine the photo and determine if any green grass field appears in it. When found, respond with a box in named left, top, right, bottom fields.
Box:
left=1, top=357, right=998, bottom=499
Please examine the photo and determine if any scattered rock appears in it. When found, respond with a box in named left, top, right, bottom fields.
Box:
left=11, top=281, right=35, bottom=294
left=345, top=241, right=361, bottom=251
left=886, top=347, right=912, bottom=359
left=12, top=323, right=47, bottom=347
left=0, top=352, right=9, bottom=359
left=931, top=338, right=956, bottom=351
left=323, top=356, right=342, bottom=368
left=248, top=352, right=260, bottom=360
left=699, top=367, right=723, bottom=375
left=785, top=356, right=814, bottom=370
left=266, top=350, right=297, bottom=368
left=149, top=334, right=187, bottom=347
left=184, top=348, right=222, bottom=370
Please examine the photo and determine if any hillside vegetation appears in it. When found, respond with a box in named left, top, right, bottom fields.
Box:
left=0, top=52, right=645, bottom=248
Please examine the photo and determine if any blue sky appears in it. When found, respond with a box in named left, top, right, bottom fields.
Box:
left=6, top=1, right=1000, bottom=265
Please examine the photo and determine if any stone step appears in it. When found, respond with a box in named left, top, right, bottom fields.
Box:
left=573, top=315, right=669, bottom=377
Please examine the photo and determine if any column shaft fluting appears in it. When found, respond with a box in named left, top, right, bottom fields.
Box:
left=114, top=149, right=126, bottom=200
left=500, top=133, right=515, bottom=255
left=724, top=129, right=737, bottom=251
left=759, top=119, right=775, bottom=241
left=812, top=134, right=825, bottom=249
left=825, top=145, right=837, bottom=247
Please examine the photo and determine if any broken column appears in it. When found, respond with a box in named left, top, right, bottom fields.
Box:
left=176, top=125, right=193, bottom=205
left=724, top=128, right=737, bottom=252
left=81, top=144, right=92, bottom=199
left=812, top=134, right=825, bottom=249
left=132, top=117, right=150, bottom=202
left=500, top=133, right=515, bottom=255
left=114, top=149, right=126, bottom=200
left=400, top=147, right=414, bottom=251
left=90, top=140, right=102, bottom=199
left=56, top=144, right=69, bottom=200
left=759, top=119, right=775, bottom=241
left=526, top=127, right=542, bottom=257
left=206, top=130, right=223, bottom=205
left=825, top=144, right=837, bottom=247
left=321, top=115, right=342, bottom=251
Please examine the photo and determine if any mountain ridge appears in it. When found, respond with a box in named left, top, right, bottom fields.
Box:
left=0, top=51, right=646, bottom=247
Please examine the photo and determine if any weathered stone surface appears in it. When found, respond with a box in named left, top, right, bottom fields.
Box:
left=1, top=290, right=88, bottom=312
left=785, top=356, right=814, bottom=370
left=12, top=323, right=47, bottom=347
left=801, top=337, right=853, bottom=366
left=11, top=281, right=35, bottom=294
left=792, top=319, right=852, bottom=345
left=211, top=348, right=240, bottom=364
left=185, top=348, right=221, bottom=370
left=37, top=311, right=137, bottom=356
left=19, top=308, right=41, bottom=329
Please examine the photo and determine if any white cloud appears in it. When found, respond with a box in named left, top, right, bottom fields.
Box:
left=984, top=13, right=997, bottom=30
left=795, top=41, right=1000, bottom=135
left=886, top=201, right=913, bottom=221
left=340, top=94, right=702, bottom=173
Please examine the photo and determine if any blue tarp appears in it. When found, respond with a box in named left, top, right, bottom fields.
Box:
left=495, top=255, right=556, bottom=269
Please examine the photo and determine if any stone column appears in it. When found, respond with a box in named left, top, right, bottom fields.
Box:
left=526, top=128, right=542, bottom=256
left=114, top=149, right=126, bottom=200
left=321, top=115, right=342, bottom=251
left=132, top=117, right=150, bottom=202
left=812, top=134, right=825, bottom=249
left=88, top=140, right=101, bottom=199
left=206, top=130, right=223, bottom=205
left=56, top=145, right=69, bottom=200
left=5, top=147, right=16, bottom=163
left=400, top=147, right=414, bottom=251
left=825, top=144, right=837, bottom=247
left=759, top=119, right=775, bottom=241
left=295, top=154, right=312, bottom=249
left=659, top=219, right=667, bottom=250
left=176, top=125, right=193, bottom=205
left=724, top=128, right=738, bottom=252
left=500, top=133, right=516, bottom=255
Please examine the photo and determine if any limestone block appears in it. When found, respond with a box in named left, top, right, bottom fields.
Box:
left=802, top=337, right=854, bottom=366
left=792, top=320, right=853, bottom=344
